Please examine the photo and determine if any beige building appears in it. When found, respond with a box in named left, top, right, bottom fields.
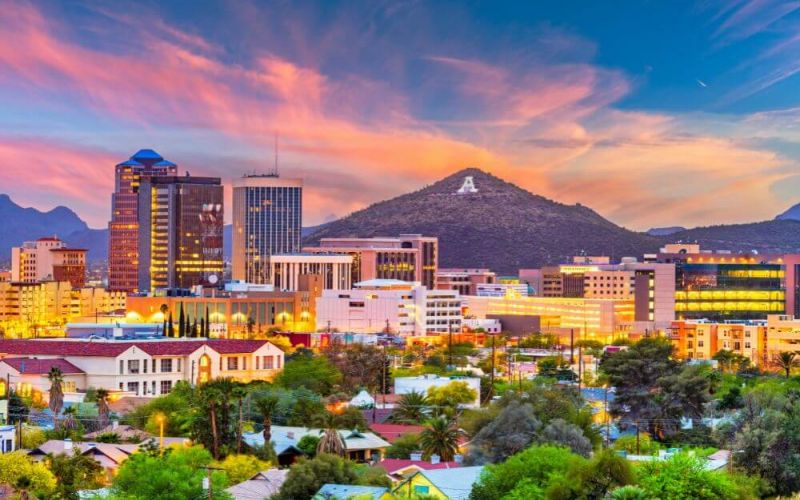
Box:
left=0, top=338, right=284, bottom=399
left=11, top=237, right=87, bottom=288
left=669, top=320, right=765, bottom=363
left=267, top=253, right=353, bottom=291
left=232, top=175, right=303, bottom=284
left=304, top=235, right=438, bottom=290
left=465, top=292, right=635, bottom=341
left=0, top=281, right=126, bottom=337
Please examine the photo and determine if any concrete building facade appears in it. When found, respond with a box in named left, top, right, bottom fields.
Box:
left=11, top=237, right=86, bottom=288
left=267, top=253, right=353, bottom=291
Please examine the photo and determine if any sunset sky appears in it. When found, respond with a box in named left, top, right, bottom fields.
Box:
left=2, top=0, right=800, bottom=230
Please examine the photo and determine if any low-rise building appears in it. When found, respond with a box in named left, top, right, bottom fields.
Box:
left=669, top=320, right=765, bottom=363
left=0, top=338, right=284, bottom=399
left=316, top=280, right=461, bottom=335
left=315, top=484, right=392, bottom=500
left=11, top=237, right=87, bottom=288
left=435, top=268, right=495, bottom=296
left=267, top=253, right=353, bottom=291
left=392, top=466, right=484, bottom=500
left=225, top=469, right=289, bottom=500
left=475, top=283, right=528, bottom=297
left=243, top=426, right=390, bottom=465
left=126, top=286, right=317, bottom=337
left=0, top=425, right=15, bottom=453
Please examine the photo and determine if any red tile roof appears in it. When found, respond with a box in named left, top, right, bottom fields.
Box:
left=0, top=357, right=84, bottom=374
left=377, top=459, right=462, bottom=474
left=0, top=339, right=276, bottom=358
left=369, top=423, right=425, bottom=443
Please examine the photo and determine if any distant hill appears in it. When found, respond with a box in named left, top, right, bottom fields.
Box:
left=667, top=220, right=800, bottom=255
left=0, top=194, right=106, bottom=261
left=303, top=168, right=664, bottom=273
left=647, top=226, right=686, bottom=236
left=776, top=203, right=800, bottom=221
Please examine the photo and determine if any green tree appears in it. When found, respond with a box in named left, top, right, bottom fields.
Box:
left=297, top=435, right=320, bottom=457
left=712, top=350, right=750, bottom=374
left=275, top=454, right=359, bottom=500
left=391, top=391, right=430, bottom=424
left=95, top=388, right=110, bottom=429
left=419, top=416, right=462, bottom=462
left=255, top=395, right=279, bottom=446
left=111, top=445, right=231, bottom=500
left=324, top=343, right=391, bottom=394
left=316, top=412, right=346, bottom=457
left=8, top=390, right=29, bottom=424
left=61, top=406, right=79, bottom=431
left=214, top=454, right=270, bottom=484
left=385, top=433, right=420, bottom=459
left=276, top=353, right=342, bottom=396
left=774, top=351, right=799, bottom=378
left=466, top=401, right=541, bottom=464
left=427, top=381, right=477, bottom=415
left=0, top=451, right=56, bottom=497
left=537, top=418, right=592, bottom=458
left=545, top=449, right=635, bottom=499
left=46, top=450, right=105, bottom=500
left=47, top=366, right=64, bottom=429
left=469, top=445, right=579, bottom=500
left=637, top=453, right=756, bottom=500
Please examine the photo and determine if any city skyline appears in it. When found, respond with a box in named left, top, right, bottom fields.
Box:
left=2, top=1, right=800, bottom=230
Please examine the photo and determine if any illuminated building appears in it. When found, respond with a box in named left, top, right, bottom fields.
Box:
left=0, top=281, right=126, bottom=337
left=232, top=175, right=303, bottom=284
left=305, top=235, right=438, bottom=289
left=436, top=268, right=496, bottom=295
left=137, top=175, right=223, bottom=292
left=0, top=338, right=284, bottom=399
left=315, top=279, right=461, bottom=335
left=11, top=237, right=87, bottom=288
left=108, top=150, right=177, bottom=292
left=649, top=244, right=800, bottom=321
left=669, top=320, right=765, bottom=363
left=267, top=253, right=352, bottom=291
left=476, top=283, right=529, bottom=297
left=126, top=287, right=316, bottom=337
left=465, top=292, right=635, bottom=341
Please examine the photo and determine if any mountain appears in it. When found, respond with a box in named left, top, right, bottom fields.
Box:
left=0, top=194, right=106, bottom=261
left=303, top=168, right=664, bottom=273
left=647, top=226, right=686, bottom=236
left=666, top=220, right=800, bottom=255
left=776, top=203, right=800, bottom=221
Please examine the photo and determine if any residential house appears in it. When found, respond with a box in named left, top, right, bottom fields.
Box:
left=29, top=440, right=140, bottom=480
left=0, top=425, right=15, bottom=453
left=225, top=469, right=288, bottom=500
left=392, top=466, right=484, bottom=500
left=0, top=338, right=284, bottom=399
left=243, top=426, right=390, bottom=465
left=377, top=457, right=462, bottom=481
left=314, top=484, right=391, bottom=500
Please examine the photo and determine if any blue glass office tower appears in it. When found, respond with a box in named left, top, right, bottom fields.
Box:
left=232, top=175, right=303, bottom=284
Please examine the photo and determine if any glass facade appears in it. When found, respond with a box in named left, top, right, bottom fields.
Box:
left=232, top=176, right=302, bottom=284
left=674, top=263, right=785, bottom=320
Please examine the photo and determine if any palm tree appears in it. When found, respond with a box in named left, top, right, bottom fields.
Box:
left=255, top=395, right=280, bottom=446
left=392, top=391, right=430, bottom=423
left=48, top=367, right=64, bottom=429
left=775, top=351, right=799, bottom=378
left=316, top=412, right=346, bottom=457
left=61, top=406, right=78, bottom=431
left=419, top=416, right=462, bottom=462
left=96, top=388, right=110, bottom=428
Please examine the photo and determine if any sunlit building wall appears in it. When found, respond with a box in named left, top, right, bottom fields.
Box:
left=108, top=150, right=177, bottom=293
left=669, top=320, right=765, bottom=363
left=11, top=237, right=87, bottom=288
left=137, top=175, right=223, bottom=293
left=232, top=175, right=303, bottom=284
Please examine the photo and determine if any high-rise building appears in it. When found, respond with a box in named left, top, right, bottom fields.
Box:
left=108, top=150, right=177, bottom=292
left=648, top=244, right=800, bottom=321
left=137, top=175, right=224, bottom=292
left=304, top=234, right=438, bottom=289
left=232, top=175, right=303, bottom=284
left=11, top=237, right=87, bottom=288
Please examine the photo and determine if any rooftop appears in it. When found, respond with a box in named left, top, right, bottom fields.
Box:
left=0, top=339, right=278, bottom=357
left=0, top=357, right=84, bottom=375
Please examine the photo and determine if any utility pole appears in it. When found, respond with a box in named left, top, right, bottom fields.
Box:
left=577, top=344, right=583, bottom=390
left=201, top=465, right=223, bottom=500
left=604, top=385, right=610, bottom=448
left=569, top=328, right=575, bottom=365
left=448, top=320, right=454, bottom=369
left=489, top=334, right=496, bottom=401
left=636, top=419, right=641, bottom=455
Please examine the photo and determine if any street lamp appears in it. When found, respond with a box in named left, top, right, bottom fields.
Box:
left=155, top=414, right=165, bottom=455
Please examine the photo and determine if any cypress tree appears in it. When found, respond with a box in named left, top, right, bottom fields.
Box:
left=192, top=318, right=198, bottom=338
left=205, top=308, right=211, bottom=337
left=168, top=312, right=174, bottom=337
left=200, top=317, right=206, bottom=338
left=178, top=304, right=185, bottom=338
